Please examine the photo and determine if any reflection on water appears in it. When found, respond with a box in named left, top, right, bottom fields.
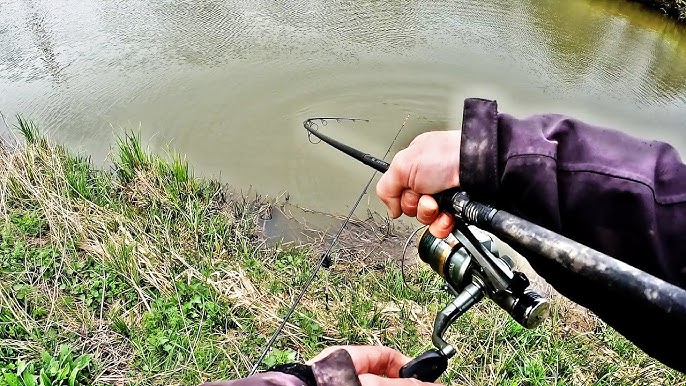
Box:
left=524, top=0, right=686, bottom=106
left=0, top=0, right=685, bottom=214
left=22, top=0, right=66, bottom=83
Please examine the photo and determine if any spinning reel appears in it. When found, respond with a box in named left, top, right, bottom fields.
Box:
left=399, top=220, right=550, bottom=381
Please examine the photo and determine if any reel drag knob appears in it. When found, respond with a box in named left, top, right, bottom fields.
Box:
left=509, top=289, right=550, bottom=328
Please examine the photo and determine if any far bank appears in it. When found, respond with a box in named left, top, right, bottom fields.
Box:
left=631, top=0, right=686, bottom=21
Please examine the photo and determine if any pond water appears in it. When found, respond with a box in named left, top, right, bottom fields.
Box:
left=1, top=0, right=685, bottom=216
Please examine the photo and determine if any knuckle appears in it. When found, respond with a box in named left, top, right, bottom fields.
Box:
left=406, top=378, right=425, bottom=386
left=410, top=132, right=429, bottom=146
left=392, top=149, right=409, bottom=168
left=401, top=189, right=417, bottom=204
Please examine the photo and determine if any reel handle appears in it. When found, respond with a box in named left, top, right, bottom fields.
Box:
left=399, top=349, right=448, bottom=382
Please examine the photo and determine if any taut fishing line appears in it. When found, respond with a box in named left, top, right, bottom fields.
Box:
left=249, top=114, right=410, bottom=375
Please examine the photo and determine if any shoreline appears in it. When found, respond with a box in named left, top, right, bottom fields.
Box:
left=630, top=0, right=686, bottom=21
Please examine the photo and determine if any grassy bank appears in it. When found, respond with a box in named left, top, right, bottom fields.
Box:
left=630, top=0, right=686, bottom=21
left=0, top=118, right=684, bottom=385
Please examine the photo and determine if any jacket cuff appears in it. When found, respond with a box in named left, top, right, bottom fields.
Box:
left=311, top=349, right=362, bottom=386
left=459, top=98, right=500, bottom=202
left=269, top=363, right=317, bottom=386
left=200, top=372, right=306, bottom=386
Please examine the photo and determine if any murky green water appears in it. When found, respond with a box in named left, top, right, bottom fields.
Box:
left=1, top=0, right=685, bottom=214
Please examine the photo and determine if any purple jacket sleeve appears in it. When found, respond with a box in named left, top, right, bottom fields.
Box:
left=201, top=350, right=362, bottom=386
left=460, top=98, right=686, bottom=287
left=459, top=98, right=686, bottom=367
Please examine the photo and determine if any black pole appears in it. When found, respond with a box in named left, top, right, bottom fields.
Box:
left=451, top=192, right=686, bottom=372
left=304, top=119, right=391, bottom=173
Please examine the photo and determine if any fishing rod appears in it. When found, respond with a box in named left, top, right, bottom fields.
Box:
left=249, top=116, right=410, bottom=376
left=304, top=118, right=686, bottom=378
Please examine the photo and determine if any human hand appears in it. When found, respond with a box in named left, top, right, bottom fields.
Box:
left=376, top=131, right=461, bottom=238
left=307, top=345, right=439, bottom=386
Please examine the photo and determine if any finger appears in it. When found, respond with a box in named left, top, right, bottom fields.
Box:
left=416, top=195, right=439, bottom=225
left=376, top=152, right=412, bottom=218
left=400, top=189, right=421, bottom=217
left=307, top=346, right=411, bottom=377
left=429, top=213, right=454, bottom=239
left=359, top=374, right=437, bottom=386
left=376, top=172, right=406, bottom=218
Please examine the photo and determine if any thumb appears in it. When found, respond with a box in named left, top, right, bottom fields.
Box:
left=358, top=374, right=439, bottom=386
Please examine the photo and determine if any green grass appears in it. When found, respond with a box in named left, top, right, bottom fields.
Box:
left=0, top=119, right=683, bottom=385
left=1, top=345, right=94, bottom=386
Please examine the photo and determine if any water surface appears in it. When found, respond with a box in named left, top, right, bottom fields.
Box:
left=1, top=0, right=685, bottom=215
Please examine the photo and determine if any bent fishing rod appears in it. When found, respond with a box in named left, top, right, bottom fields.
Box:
left=303, top=117, right=686, bottom=378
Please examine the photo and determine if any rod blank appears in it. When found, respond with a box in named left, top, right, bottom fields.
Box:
left=454, top=193, right=686, bottom=372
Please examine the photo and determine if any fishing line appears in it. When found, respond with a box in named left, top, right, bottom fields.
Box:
left=249, top=114, right=410, bottom=375
left=400, top=226, right=426, bottom=294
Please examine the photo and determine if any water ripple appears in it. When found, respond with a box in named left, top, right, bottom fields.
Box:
left=1, top=0, right=686, bottom=211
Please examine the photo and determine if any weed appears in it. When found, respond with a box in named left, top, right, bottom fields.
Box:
left=263, top=349, right=297, bottom=368
left=58, top=255, right=137, bottom=313
left=8, top=212, right=48, bottom=238
left=292, top=311, right=325, bottom=353
left=0, top=345, right=94, bottom=386
left=13, top=115, right=45, bottom=148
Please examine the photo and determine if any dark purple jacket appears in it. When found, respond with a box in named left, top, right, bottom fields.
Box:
left=203, top=350, right=362, bottom=386
left=461, top=98, right=686, bottom=287
left=461, top=98, right=686, bottom=372
left=206, top=99, right=686, bottom=385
